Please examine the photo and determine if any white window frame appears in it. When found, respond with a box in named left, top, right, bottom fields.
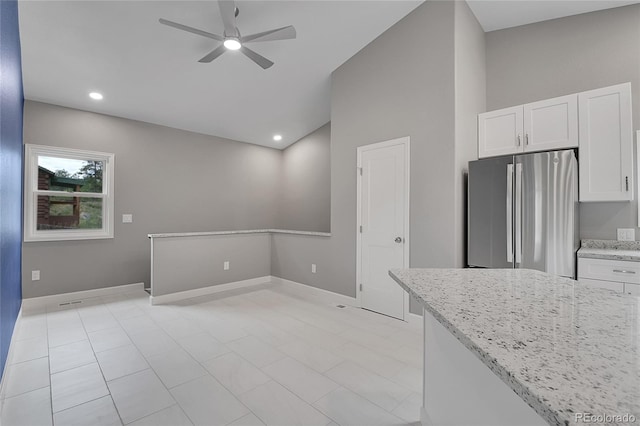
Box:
left=24, top=144, right=115, bottom=242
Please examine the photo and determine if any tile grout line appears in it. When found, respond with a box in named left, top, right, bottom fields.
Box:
left=78, top=345, right=121, bottom=425
left=7, top=286, right=421, bottom=426
left=58, top=299, right=125, bottom=425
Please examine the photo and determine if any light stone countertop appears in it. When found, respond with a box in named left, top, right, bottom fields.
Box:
left=578, top=239, right=640, bottom=262
left=148, top=229, right=331, bottom=238
left=389, top=268, right=640, bottom=426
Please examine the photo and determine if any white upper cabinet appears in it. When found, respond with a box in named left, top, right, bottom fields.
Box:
left=523, top=94, right=578, bottom=152
left=478, top=95, right=578, bottom=158
left=478, top=106, right=523, bottom=158
left=578, top=83, right=633, bottom=202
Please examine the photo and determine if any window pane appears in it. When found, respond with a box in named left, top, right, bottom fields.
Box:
left=37, top=156, right=104, bottom=193
left=37, top=196, right=103, bottom=230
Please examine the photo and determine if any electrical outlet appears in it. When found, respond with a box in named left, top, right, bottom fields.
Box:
left=224, top=261, right=230, bottom=271
left=122, top=214, right=133, bottom=223
left=311, top=264, right=317, bottom=274
left=31, top=270, right=40, bottom=281
left=617, top=228, right=636, bottom=241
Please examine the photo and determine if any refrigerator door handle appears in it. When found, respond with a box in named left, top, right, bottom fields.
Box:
left=515, top=163, right=523, bottom=265
left=506, top=164, right=514, bottom=263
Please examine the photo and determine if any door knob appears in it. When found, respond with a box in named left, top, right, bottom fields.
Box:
left=395, top=237, right=403, bottom=243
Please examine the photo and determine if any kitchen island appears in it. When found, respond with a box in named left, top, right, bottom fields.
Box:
left=389, top=268, right=639, bottom=426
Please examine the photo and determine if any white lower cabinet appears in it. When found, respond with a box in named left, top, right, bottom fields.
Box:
left=578, top=257, right=640, bottom=294
left=578, top=277, right=624, bottom=292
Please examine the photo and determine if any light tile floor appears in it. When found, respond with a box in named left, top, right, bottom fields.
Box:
left=0, top=282, right=423, bottom=426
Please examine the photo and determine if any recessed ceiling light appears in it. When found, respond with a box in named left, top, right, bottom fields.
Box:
left=223, top=38, right=241, bottom=51
left=89, top=92, right=103, bottom=100
left=273, top=134, right=282, bottom=141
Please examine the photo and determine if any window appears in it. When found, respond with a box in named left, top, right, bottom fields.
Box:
left=24, top=144, right=114, bottom=242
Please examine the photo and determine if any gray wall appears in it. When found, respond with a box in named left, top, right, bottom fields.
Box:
left=277, top=123, right=330, bottom=232
left=152, top=234, right=271, bottom=297
left=485, top=4, right=640, bottom=240
left=454, top=1, right=486, bottom=266
left=22, top=101, right=282, bottom=298
left=273, top=1, right=486, bottom=315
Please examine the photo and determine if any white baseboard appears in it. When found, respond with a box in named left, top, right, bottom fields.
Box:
left=150, top=276, right=272, bottom=305
left=22, top=282, right=145, bottom=311
left=270, top=276, right=357, bottom=307
left=0, top=307, right=23, bottom=400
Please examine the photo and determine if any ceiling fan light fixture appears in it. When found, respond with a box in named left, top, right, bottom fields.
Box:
left=223, top=37, right=241, bottom=50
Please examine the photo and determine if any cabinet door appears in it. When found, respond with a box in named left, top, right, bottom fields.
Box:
left=578, top=83, right=633, bottom=202
left=523, top=94, right=578, bottom=152
left=578, top=257, right=640, bottom=284
left=579, top=278, right=624, bottom=292
left=478, top=106, right=523, bottom=158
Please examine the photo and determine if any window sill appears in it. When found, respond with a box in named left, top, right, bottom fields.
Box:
left=24, top=230, right=114, bottom=242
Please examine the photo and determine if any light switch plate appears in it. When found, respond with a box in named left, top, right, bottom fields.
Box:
left=224, top=261, right=230, bottom=271
left=617, top=228, right=635, bottom=241
left=122, top=214, right=133, bottom=223
left=311, top=264, right=317, bottom=274
left=31, top=270, right=40, bottom=281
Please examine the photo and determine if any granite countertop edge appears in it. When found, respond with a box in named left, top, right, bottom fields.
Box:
left=389, top=269, right=562, bottom=426
left=148, top=229, right=331, bottom=238
left=578, top=239, right=640, bottom=262
left=577, top=248, right=640, bottom=262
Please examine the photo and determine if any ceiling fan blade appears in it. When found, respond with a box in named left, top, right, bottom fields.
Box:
left=240, top=46, right=274, bottom=69
left=218, top=0, right=238, bottom=37
left=241, top=26, right=297, bottom=43
left=159, top=18, right=223, bottom=41
left=198, top=45, right=227, bottom=63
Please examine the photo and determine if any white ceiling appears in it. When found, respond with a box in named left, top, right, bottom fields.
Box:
left=467, top=0, right=640, bottom=32
left=19, top=0, right=640, bottom=149
left=19, top=0, right=422, bottom=149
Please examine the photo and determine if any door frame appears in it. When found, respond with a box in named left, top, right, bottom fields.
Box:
left=356, top=136, right=411, bottom=320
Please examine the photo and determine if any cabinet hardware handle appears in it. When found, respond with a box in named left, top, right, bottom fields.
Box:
left=626, top=176, right=629, bottom=191
left=517, top=135, right=521, bottom=146
left=525, top=133, right=529, bottom=145
left=613, top=269, right=635, bottom=274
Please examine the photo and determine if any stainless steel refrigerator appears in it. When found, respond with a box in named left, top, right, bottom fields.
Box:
left=467, top=149, right=579, bottom=278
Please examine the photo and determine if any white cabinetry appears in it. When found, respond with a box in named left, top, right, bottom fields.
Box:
left=478, top=106, right=523, bottom=158
left=524, top=95, right=578, bottom=152
left=578, top=83, right=633, bottom=202
left=478, top=94, right=577, bottom=158
left=578, top=277, right=624, bottom=292
left=578, top=257, right=640, bottom=294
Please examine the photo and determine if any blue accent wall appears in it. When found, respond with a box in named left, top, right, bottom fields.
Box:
left=0, top=0, right=24, bottom=378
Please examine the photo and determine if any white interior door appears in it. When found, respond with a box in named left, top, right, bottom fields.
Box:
left=357, top=138, right=409, bottom=320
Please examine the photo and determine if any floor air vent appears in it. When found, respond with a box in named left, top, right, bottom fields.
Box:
left=59, top=300, right=82, bottom=307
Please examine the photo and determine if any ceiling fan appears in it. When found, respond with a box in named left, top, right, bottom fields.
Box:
left=159, top=0, right=296, bottom=69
